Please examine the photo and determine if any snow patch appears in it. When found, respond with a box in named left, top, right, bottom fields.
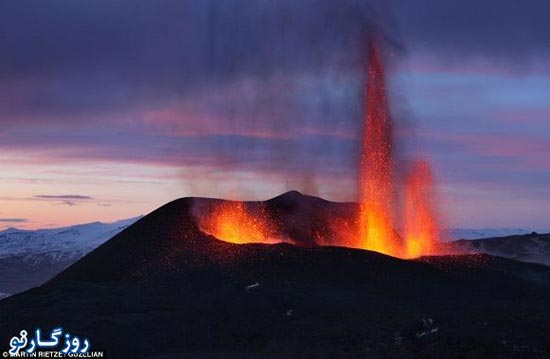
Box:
left=0, top=217, right=141, bottom=265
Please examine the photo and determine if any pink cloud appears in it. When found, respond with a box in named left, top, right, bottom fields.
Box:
left=422, top=130, right=550, bottom=170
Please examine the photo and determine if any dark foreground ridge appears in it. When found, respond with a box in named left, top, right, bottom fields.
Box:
left=1, top=192, right=550, bottom=358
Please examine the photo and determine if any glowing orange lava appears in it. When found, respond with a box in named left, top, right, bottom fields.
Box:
left=353, top=40, right=440, bottom=258
left=356, top=41, right=400, bottom=257
left=403, top=160, right=439, bottom=258
left=195, top=39, right=441, bottom=259
left=197, top=201, right=280, bottom=244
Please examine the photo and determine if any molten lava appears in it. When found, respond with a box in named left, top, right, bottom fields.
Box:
left=356, top=41, right=400, bottom=256
left=197, top=201, right=280, bottom=244
left=195, top=39, right=441, bottom=259
left=354, top=40, right=441, bottom=258
left=403, top=160, right=439, bottom=258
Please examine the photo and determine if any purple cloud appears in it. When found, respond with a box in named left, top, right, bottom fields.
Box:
left=33, top=195, right=93, bottom=200
left=33, top=195, right=93, bottom=207
left=0, top=218, right=28, bottom=223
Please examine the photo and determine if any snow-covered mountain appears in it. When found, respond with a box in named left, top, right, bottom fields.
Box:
left=0, top=217, right=141, bottom=297
left=0, top=217, right=140, bottom=261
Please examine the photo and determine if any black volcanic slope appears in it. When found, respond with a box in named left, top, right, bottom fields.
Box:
left=1, top=192, right=550, bottom=358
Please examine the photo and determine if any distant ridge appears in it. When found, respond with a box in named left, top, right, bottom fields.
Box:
left=444, top=227, right=535, bottom=240
left=0, top=216, right=142, bottom=295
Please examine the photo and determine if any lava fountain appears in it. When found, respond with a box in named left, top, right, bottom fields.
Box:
left=357, top=41, right=400, bottom=256
left=194, top=39, right=441, bottom=258
left=354, top=40, right=441, bottom=258
left=403, top=160, right=439, bottom=258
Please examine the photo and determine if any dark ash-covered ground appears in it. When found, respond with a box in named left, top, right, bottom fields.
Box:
left=1, top=192, right=550, bottom=358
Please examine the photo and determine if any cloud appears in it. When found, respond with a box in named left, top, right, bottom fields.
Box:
left=33, top=195, right=93, bottom=200
left=394, top=0, right=550, bottom=60
left=1, top=1, right=547, bottom=180
left=0, top=0, right=376, bottom=121
left=0, top=73, right=360, bottom=181
left=0, top=218, right=28, bottom=223
left=32, top=195, right=93, bottom=207
left=53, top=201, right=78, bottom=207
left=1, top=0, right=548, bottom=128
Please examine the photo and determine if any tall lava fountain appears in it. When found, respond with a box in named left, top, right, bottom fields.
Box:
left=356, top=40, right=440, bottom=258
left=357, top=42, right=400, bottom=256
left=193, top=38, right=441, bottom=259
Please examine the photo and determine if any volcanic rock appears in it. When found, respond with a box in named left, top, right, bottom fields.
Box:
left=1, top=192, right=550, bottom=358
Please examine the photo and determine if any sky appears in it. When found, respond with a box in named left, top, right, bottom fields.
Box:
left=1, top=0, right=549, bottom=230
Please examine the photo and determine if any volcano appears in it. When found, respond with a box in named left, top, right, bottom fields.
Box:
left=1, top=192, right=550, bottom=358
